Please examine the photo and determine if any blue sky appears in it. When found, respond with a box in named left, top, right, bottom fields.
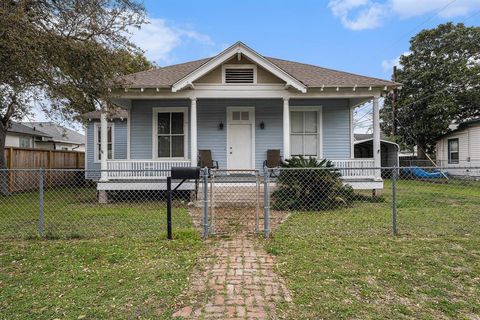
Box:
left=135, top=0, right=480, bottom=81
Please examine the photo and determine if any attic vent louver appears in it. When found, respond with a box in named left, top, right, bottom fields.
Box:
left=225, top=68, right=255, bottom=83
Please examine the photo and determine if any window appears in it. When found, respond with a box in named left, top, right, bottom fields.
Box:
left=290, top=110, right=319, bottom=157
left=154, top=109, right=187, bottom=158
left=19, top=137, right=31, bottom=148
left=223, top=64, right=257, bottom=84
left=94, top=123, right=114, bottom=162
left=232, top=111, right=250, bottom=121
left=448, top=138, right=459, bottom=164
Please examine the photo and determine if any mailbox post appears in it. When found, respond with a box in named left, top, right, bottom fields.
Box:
left=167, top=167, right=200, bottom=240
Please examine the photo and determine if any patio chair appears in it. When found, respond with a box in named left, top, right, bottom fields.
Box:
left=263, top=149, right=282, bottom=177
left=198, top=149, right=219, bottom=169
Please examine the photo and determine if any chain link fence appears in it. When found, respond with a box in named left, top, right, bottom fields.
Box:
left=1, top=166, right=478, bottom=240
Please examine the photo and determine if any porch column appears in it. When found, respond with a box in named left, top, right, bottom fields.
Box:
left=372, top=95, right=381, bottom=180
left=190, top=98, right=197, bottom=167
left=283, top=97, right=290, bottom=159
left=100, top=109, right=108, bottom=181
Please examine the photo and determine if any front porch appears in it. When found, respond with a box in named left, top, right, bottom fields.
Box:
left=97, top=158, right=381, bottom=191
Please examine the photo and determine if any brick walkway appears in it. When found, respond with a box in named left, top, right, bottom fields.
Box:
left=173, top=236, right=291, bottom=319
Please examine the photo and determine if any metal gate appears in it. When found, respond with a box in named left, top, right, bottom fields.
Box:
left=205, top=169, right=263, bottom=236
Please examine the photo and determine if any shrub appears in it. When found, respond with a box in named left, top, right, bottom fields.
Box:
left=272, top=156, right=354, bottom=211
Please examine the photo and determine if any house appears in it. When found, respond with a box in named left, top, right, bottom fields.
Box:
left=21, top=122, right=85, bottom=151
left=85, top=41, right=400, bottom=194
left=435, top=118, right=480, bottom=177
left=354, top=133, right=399, bottom=170
left=5, top=122, right=52, bottom=148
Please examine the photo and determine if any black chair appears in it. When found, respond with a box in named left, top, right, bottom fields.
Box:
left=198, top=150, right=219, bottom=169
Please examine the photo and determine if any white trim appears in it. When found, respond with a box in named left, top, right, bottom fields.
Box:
left=289, top=106, right=323, bottom=158
left=127, top=108, right=131, bottom=160
left=171, top=42, right=307, bottom=93
left=372, top=96, right=381, bottom=180
left=283, top=98, right=290, bottom=159
left=152, top=107, right=189, bottom=160
left=221, top=64, right=257, bottom=84
left=226, top=107, right=256, bottom=170
left=94, top=122, right=115, bottom=163
left=190, top=98, right=197, bottom=167
left=350, top=104, right=354, bottom=159
left=114, top=87, right=383, bottom=100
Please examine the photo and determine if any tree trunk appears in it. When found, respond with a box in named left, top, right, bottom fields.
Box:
left=0, top=122, right=10, bottom=195
left=417, top=143, right=428, bottom=160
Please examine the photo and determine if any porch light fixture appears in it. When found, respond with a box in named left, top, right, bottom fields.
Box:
left=260, top=121, right=265, bottom=130
left=218, top=122, right=224, bottom=130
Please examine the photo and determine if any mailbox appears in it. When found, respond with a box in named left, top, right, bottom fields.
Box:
left=171, top=167, right=200, bottom=180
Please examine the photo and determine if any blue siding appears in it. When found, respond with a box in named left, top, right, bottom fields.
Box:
left=197, top=99, right=283, bottom=170
left=85, top=98, right=352, bottom=177
left=85, top=119, right=128, bottom=180
left=130, top=99, right=191, bottom=159
left=290, top=99, right=351, bottom=159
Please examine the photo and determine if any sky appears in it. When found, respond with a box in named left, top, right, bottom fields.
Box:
left=31, top=0, right=480, bottom=133
left=135, top=0, right=480, bottom=80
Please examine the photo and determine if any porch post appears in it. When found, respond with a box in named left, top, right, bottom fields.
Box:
left=100, top=107, right=108, bottom=181
left=283, top=97, right=290, bottom=159
left=372, top=95, right=381, bottom=180
left=190, top=98, right=198, bottom=167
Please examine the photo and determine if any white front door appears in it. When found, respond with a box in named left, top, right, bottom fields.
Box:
left=227, top=108, right=255, bottom=169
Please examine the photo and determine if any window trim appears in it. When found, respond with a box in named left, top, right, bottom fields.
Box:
left=93, top=122, right=115, bottom=163
left=152, top=107, right=189, bottom=160
left=289, top=106, right=323, bottom=158
left=447, top=138, right=459, bottom=164
left=222, top=64, right=257, bottom=84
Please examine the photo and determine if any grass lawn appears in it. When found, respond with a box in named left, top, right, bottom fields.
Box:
left=0, top=188, right=193, bottom=239
left=266, top=179, right=480, bottom=319
left=0, top=188, right=204, bottom=319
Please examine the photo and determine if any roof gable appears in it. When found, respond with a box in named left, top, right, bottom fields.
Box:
left=171, top=42, right=307, bottom=93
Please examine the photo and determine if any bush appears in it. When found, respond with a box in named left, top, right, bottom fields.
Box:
left=272, top=156, right=354, bottom=211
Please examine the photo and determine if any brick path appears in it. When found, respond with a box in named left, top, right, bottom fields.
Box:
left=173, top=236, right=291, bottom=319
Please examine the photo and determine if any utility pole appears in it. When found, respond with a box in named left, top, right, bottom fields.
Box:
left=392, top=66, right=398, bottom=136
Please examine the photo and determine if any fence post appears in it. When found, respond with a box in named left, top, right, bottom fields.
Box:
left=392, top=167, right=398, bottom=236
left=166, top=176, right=172, bottom=240
left=38, top=168, right=44, bottom=237
left=202, top=167, right=209, bottom=238
left=263, top=167, right=270, bottom=239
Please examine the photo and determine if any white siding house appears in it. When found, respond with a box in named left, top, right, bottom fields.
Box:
left=436, top=119, right=480, bottom=177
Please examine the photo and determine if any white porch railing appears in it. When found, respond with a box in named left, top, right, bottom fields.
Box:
left=106, top=160, right=191, bottom=180
left=331, top=159, right=376, bottom=179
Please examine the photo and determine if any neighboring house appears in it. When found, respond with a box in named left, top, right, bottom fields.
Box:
left=436, top=118, right=480, bottom=177
left=86, top=41, right=400, bottom=192
left=5, top=122, right=52, bottom=148
left=354, top=133, right=399, bottom=168
left=22, top=122, right=85, bottom=151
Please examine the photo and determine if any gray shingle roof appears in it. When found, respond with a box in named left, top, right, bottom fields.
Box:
left=7, top=122, right=51, bottom=137
left=117, top=55, right=398, bottom=89
left=22, top=122, right=84, bottom=145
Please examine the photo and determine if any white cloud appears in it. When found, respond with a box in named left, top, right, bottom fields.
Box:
left=328, top=0, right=386, bottom=30
left=129, top=18, right=214, bottom=64
left=328, top=0, right=480, bottom=30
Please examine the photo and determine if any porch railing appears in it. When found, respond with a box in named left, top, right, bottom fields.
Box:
left=331, top=159, right=376, bottom=179
left=106, top=160, right=191, bottom=179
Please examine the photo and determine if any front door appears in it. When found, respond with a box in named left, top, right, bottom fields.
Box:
left=227, top=108, right=255, bottom=169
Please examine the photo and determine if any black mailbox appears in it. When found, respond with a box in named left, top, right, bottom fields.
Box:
left=171, top=167, right=200, bottom=180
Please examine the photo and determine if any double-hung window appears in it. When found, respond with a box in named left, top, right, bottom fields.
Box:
left=94, top=123, right=114, bottom=162
left=448, top=138, right=459, bottom=164
left=290, top=110, right=319, bottom=157
left=154, top=108, right=187, bottom=158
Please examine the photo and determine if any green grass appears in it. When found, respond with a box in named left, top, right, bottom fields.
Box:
left=0, top=188, right=193, bottom=239
left=0, top=188, right=203, bottom=319
left=266, top=179, right=480, bottom=319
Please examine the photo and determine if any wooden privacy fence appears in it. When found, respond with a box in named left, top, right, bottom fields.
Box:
left=4, top=147, right=85, bottom=193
